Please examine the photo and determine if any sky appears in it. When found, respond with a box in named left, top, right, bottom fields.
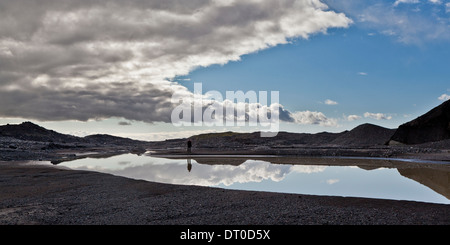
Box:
left=0, top=0, right=449, bottom=141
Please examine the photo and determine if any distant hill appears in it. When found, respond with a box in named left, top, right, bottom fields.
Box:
left=0, top=121, right=146, bottom=146
left=0, top=121, right=80, bottom=143
left=189, top=130, right=347, bottom=148
left=389, top=100, right=450, bottom=145
left=187, top=124, right=394, bottom=148
left=331, top=123, right=396, bottom=147
left=84, top=134, right=147, bottom=145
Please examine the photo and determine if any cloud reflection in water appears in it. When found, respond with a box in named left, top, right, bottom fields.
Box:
left=57, top=153, right=450, bottom=204
left=60, top=154, right=316, bottom=187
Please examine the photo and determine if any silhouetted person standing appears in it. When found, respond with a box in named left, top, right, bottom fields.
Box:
left=187, top=139, right=192, bottom=154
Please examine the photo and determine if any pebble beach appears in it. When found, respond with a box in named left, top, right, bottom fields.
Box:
left=1, top=161, right=448, bottom=225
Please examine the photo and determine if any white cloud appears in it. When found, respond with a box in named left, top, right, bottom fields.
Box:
left=291, top=111, right=338, bottom=127
left=326, top=179, right=340, bottom=185
left=438, top=94, right=450, bottom=101
left=394, top=0, right=442, bottom=5
left=347, top=115, right=361, bottom=121
left=429, top=0, right=442, bottom=4
left=0, top=0, right=352, bottom=124
left=446, top=3, right=450, bottom=13
left=394, top=0, right=419, bottom=7
left=291, top=165, right=327, bottom=174
left=324, top=99, right=338, bottom=105
left=364, top=112, right=392, bottom=120
left=74, top=158, right=294, bottom=187
left=358, top=72, right=368, bottom=76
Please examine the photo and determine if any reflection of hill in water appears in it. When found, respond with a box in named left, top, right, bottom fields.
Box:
left=158, top=155, right=450, bottom=201
left=398, top=168, right=450, bottom=200
left=192, top=157, right=247, bottom=166
left=268, top=157, right=450, bottom=201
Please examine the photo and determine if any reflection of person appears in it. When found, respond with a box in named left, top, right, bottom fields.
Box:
left=187, top=158, right=192, bottom=172
left=187, top=139, right=192, bottom=154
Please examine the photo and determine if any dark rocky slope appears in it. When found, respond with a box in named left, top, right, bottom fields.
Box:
left=331, top=123, right=396, bottom=147
left=389, top=100, right=450, bottom=145
left=0, top=122, right=149, bottom=161
left=0, top=121, right=80, bottom=143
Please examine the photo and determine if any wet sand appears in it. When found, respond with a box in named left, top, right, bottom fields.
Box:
left=0, top=160, right=449, bottom=225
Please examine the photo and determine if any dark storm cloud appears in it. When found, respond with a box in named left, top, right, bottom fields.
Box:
left=0, top=0, right=351, bottom=123
left=118, top=121, right=132, bottom=126
left=0, top=82, right=178, bottom=122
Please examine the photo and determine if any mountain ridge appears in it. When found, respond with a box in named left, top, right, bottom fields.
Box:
left=0, top=121, right=146, bottom=145
left=1, top=99, right=449, bottom=152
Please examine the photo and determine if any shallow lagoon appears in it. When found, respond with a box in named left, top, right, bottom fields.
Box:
left=56, top=153, right=450, bottom=204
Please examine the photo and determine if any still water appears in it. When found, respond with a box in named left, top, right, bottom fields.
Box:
left=56, top=153, right=450, bottom=204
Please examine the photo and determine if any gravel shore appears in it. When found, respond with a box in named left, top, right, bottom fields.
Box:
left=1, top=161, right=449, bottom=225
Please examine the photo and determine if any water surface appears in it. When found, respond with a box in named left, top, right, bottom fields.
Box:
left=56, top=153, right=450, bottom=204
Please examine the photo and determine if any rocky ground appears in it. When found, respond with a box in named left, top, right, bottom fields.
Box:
left=1, top=161, right=449, bottom=225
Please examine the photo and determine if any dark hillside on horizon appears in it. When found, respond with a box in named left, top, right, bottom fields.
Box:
left=0, top=121, right=396, bottom=149
left=0, top=122, right=150, bottom=161
left=0, top=121, right=80, bottom=143
left=389, top=100, right=450, bottom=145
left=0, top=121, right=147, bottom=146
left=190, top=130, right=347, bottom=147
left=188, top=124, right=395, bottom=148
left=331, top=123, right=396, bottom=147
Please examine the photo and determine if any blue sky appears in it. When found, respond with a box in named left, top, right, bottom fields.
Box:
left=178, top=0, right=450, bottom=133
left=0, top=0, right=449, bottom=140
